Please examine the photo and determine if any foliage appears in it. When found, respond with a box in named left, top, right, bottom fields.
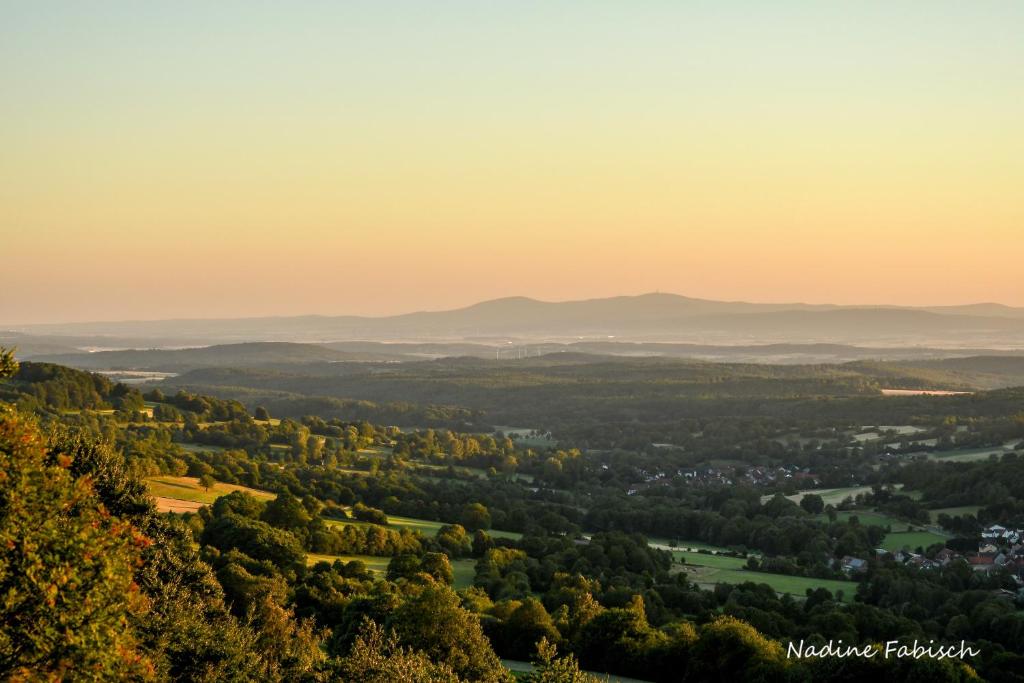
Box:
left=522, top=638, right=598, bottom=683
left=0, top=405, right=154, bottom=679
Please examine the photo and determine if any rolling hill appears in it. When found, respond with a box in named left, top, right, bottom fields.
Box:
left=12, top=293, right=1024, bottom=346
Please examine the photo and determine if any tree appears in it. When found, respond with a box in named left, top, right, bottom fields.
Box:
left=420, top=552, right=455, bottom=585
left=523, top=638, right=598, bottom=683
left=800, top=493, right=825, bottom=515
left=199, top=473, right=217, bottom=492
left=388, top=585, right=511, bottom=682
left=500, top=598, right=561, bottom=659
left=202, top=513, right=307, bottom=569
left=254, top=406, right=271, bottom=421
left=0, top=405, right=153, bottom=679
left=261, top=489, right=313, bottom=531
left=0, top=347, right=18, bottom=378
left=686, top=615, right=790, bottom=683
left=338, top=619, right=461, bottom=683
left=460, top=503, right=491, bottom=531
left=436, top=524, right=472, bottom=558
left=352, top=502, right=389, bottom=526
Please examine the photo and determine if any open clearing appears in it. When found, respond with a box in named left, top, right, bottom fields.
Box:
left=154, top=497, right=205, bottom=514
left=146, top=476, right=275, bottom=506
left=683, top=565, right=856, bottom=601
left=677, top=550, right=855, bottom=601
left=880, top=529, right=948, bottom=552
left=672, top=551, right=748, bottom=569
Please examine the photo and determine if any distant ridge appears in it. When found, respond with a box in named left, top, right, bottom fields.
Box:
left=9, top=293, right=1024, bottom=347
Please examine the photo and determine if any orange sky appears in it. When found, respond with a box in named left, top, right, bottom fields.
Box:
left=2, top=3, right=1022, bottom=324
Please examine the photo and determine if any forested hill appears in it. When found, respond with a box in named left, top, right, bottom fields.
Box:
left=156, top=354, right=978, bottom=426
left=32, top=341, right=396, bottom=371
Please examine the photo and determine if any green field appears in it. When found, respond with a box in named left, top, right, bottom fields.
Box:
left=672, top=551, right=748, bottom=569
left=685, top=566, right=856, bottom=601
left=146, top=475, right=275, bottom=505
left=880, top=529, right=948, bottom=552
left=451, top=558, right=476, bottom=588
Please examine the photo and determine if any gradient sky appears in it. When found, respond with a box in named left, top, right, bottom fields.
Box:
left=2, top=1, right=1022, bottom=324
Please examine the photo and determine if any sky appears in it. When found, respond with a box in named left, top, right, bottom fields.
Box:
left=2, top=1, right=1022, bottom=324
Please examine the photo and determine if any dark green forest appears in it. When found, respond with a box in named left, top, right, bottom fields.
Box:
left=2, top=346, right=1022, bottom=681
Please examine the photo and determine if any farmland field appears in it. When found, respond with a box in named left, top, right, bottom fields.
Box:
left=880, top=529, right=948, bottom=552
left=675, top=550, right=855, bottom=601
left=146, top=475, right=275, bottom=506
left=672, top=551, right=748, bottom=569
left=683, top=565, right=856, bottom=601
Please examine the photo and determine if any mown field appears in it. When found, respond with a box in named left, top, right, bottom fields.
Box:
left=684, top=565, right=856, bottom=601
left=671, top=551, right=748, bottom=569
left=879, top=529, right=949, bottom=552
left=146, top=475, right=276, bottom=506
left=677, top=551, right=856, bottom=601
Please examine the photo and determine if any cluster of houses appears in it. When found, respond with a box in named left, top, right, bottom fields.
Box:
left=631, top=464, right=822, bottom=490
left=839, top=524, right=1024, bottom=582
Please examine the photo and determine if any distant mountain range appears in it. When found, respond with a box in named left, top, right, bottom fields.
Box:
left=7, top=293, right=1024, bottom=348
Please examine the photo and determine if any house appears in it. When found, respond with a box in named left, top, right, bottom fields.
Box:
left=841, top=556, right=868, bottom=574
left=968, top=553, right=997, bottom=572
left=935, top=548, right=959, bottom=565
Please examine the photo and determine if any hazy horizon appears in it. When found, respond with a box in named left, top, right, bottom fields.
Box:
left=7, top=291, right=1024, bottom=328
left=4, top=2, right=1022, bottom=324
